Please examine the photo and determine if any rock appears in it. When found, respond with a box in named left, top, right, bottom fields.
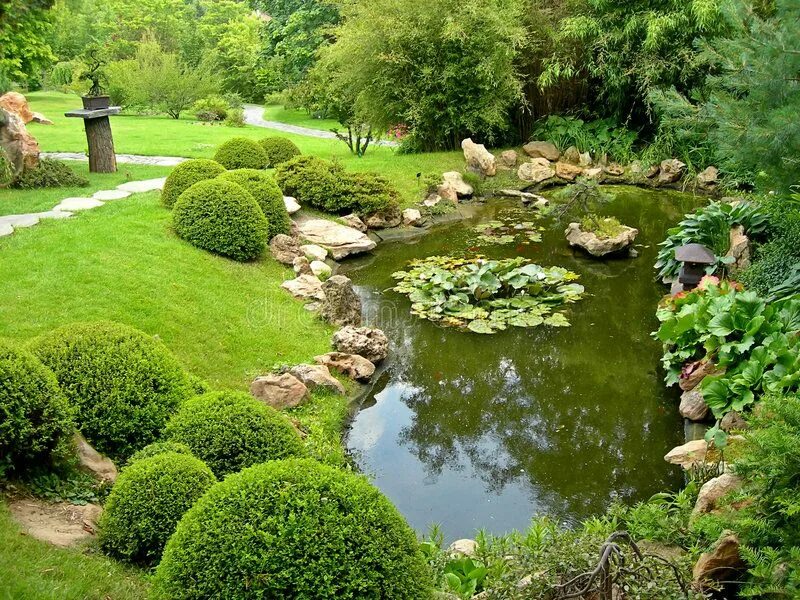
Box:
left=423, top=194, right=443, bottom=208
left=320, top=275, right=362, bottom=327
left=36, top=210, right=73, bottom=220
left=462, top=138, right=497, bottom=177
left=664, top=439, right=708, bottom=470
left=250, top=373, right=309, bottom=410
left=284, top=196, right=301, bottom=214
left=93, top=189, right=131, bottom=201
left=53, top=197, right=104, bottom=212
left=692, top=531, right=746, bottom=588
left=293, top=256, right=312, bottom=275
left=339, top=213, right=367, bottom=232
left=499, top=189, right=547, bottom=204
left=281, top=274, right=326, bottom=301
left=117, top=178, right=167, bottom=193
left=604, top=163, right=625, bottom=177
left=720, top=410, right=748, bottom=432
left=522, top=141, right=560, bottom=161
left=725, top=225, right=750, bottom=274
left=402, top=208, right=423, bottom=226
left=441, top=171, right=474, bottom=198
left=0, top=92, right=35, bottom=123
left=646, top=164, right=660, bottom=179
left=499, top=150, right=518, bottom=167
left=269, top=233, right=302, bottom=265
left=31, top=112, right=53, bottom=125
left=693, top=473, right=743, bottom=517
left=295, top=220, right=376, bottom=259
left=0, top=213, right=38, bottom=228
left=315, top=352, right=376, bottom=381
left=578, top=151, right=592, bottom=167
left=680, top=359, right=722, bottom=392
left=565, top=222, right=638, bottom=257
left=436, top=184, right=458, bottom=203
left=0, top=108, right=40, bottom=176
left=562, top=146, right=581, bottom=165
left=74, top=433, right=117, bottom=482
left=288, top=364, right=346, bottom=395
left=310, top=260, right=332, bottom=280
left=300, top=243, right=328, bottom=262
left=332, top=326, right=389, bottom=363
left=365, top=206, right=402, bottom=229
left=518, top=158, right=555, bottom=184
left=448, top=539, right=478, bottom=557
left=697, top=166, right=719, bottom=190
left=584, top=167, right=603, bottom=181
left=679, top=389, right=710, bottom=421
left=658, top=159, right=686, bottom=184
left=555, top=162, right=583, bottom=181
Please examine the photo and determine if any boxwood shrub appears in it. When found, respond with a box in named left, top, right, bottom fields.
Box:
left=164, top=391, right=305, bottom=477
left=100, top=452, right=216, bottom=564
left=275, top=155, right=397, bottom=215
left=213, top=137, right=269, bottom=170
left=126, top=440, right=194, bottom=466
left=172, top=179, right=268, bottom=261
left=11, top=158, right=89, bottom=189
left=259, top=136, right=301, bottom=167
left=161, top=159, right=226, bottom=209
left=153, top=458, right=432, bottom=599
left=216, top=169, right=291, bottom=239
left=30, top=321, right=193, bottom=461
left=0, top=341, right=74, bottom=471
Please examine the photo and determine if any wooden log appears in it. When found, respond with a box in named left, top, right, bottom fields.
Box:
left=83, top=115, right=117, bottom=173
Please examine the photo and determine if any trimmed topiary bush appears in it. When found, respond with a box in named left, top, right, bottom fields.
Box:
left=153, top=458, right=432, bottom=599
left=30, top=321, right=193, bottom=462
left=161, top=159, right=226, bottom=209
left=259, top=136, right=301, bottom=167
left=0, top=341, right=74, bottom=471
left=216, top=169, right=291, bottom=239
left=164, top=391, right=305, bottom=478
left=172, top=179, right=268, bottom=261
left=126, top=441, right=194, bottom=466
left=213, top=137, right=268, bottom=170
left=100, top=452, right=216, bottom=564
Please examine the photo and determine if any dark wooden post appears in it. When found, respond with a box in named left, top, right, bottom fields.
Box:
left=64, top=107, right=121, bottom=173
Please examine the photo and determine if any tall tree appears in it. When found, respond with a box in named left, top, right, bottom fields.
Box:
left=0, top=0, right=56, bottom=88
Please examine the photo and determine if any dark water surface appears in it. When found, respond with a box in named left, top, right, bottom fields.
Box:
left=341, top=187, right=701, bottom=541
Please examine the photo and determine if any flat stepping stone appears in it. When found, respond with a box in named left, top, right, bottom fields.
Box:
left=0, top=214, right=39, bottom=228
left=36, top=210, right=73, bottom=220
left=53, top=197, right=104, bottom=212
left=0, top=223, right=13, bottom=237
left=117, top=178, right=166, bottom=193
left=93, top=189, right=131, bottom=201
left=295, top=218, right=376, bottom=260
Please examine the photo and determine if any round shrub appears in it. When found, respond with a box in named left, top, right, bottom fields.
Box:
left=100, top=452, right=216, bottom=564
left=126, top=440, right=194, bottom=466
left=213, top=137, right=268, bottom=170
left=172, top=179, right=268, bottom=261
left=153, top=459, right=432, bottom=599
left=161, top=159, right=226, bottom=209
left=164, top=391, right=305, bottom=478
left=0, top=341, right=74, bottom=470
left=259, top=136, right=301, bottom=167
left=30, top=321, right=193, bottom=461
left=216, top=169, right=292, bottom=239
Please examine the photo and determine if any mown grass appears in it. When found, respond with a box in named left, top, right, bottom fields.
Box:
left=25, top=91, right=464, bottom=207
left=0, top=503, right=149, bottom=600
left=261, top=103, right=340, bottom=131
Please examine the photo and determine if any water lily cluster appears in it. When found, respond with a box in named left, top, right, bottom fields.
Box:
left=470, top=209, right=545, bottom=246
left=391, top=256, right=585, bottom=334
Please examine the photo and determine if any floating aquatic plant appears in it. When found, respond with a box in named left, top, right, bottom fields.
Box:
left=391, top=256, right=585, bottom=334
left=471, top=210, right=545, bottom=246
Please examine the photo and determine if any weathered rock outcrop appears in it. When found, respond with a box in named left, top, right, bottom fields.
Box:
left=283, top=196, right=301, bottom=214
left=692, top=531, right=746, bottom=588
left=518, top=158, right=555, bottom=184
left=696, top=166, right=719, bottom=191
left=462, top=138, right=496, bottom=177
left=250, top=373, right=309, bottom=410
left=365, top=206, right=402, bottom=229
left=315, top=352, right=376, bottom=381
left=679, top=389, right=710, bottom=421
left=499, top=150, right=518, bottom=167
left=296, top=218, right=376, bottom=259
left=74, top=433, right=117, bottom=483
left=720, top=410, right=748, bottom=432
left=565, top=222, right=638, bottom=257
left=664, top=439, right=709, bottom=470
left=725, top=225, right=750, bottom=275
left=288, top=364, right=345, bottom=395
left=555, top=161, right=583, bottom=181
left=522, top=141, right=560, bottom=161
left=402, top=208, right=423, bottom=226
left=658, top=159, right=686, bottom=184
left=339, top=213, right=367, bottom=232
left=321, top=275, right=362, bottom=327
left=281, top=274, right=326, bottom=301
left=310, top=260, right=331, bottom=280
left=0, top=108, right=40, bottom=177
left=332, top=326, right=389, bottom=363
left=269, top=234, right=302, bottom=265
left=693, top=473, right=743, bottom=517
left=441, top=171, right=474, bottom=198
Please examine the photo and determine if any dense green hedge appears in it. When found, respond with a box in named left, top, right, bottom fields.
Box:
left=213, top=137, right=269, bottom=170
left=0, top=341, right=74, bottom=471
left=153, top=458, right=432, bottom=599
left=216, top=169, right=292, bottom=239
left=161, top=159, right=226, bottom=209
left=172, top=179, right=268, bottom=261
left=164, top=391, right=305, bottom=477
left=100, top=452, right=216, bottom=565
left=275, top=155, right=397, bottom=215
left=259, top=136, right=301, bottom=167
left=126, top=440, right=194, bottom=466
left=30, top=321, right=193, bottom=461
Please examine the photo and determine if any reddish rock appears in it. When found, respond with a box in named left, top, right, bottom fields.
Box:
left=250, top=373, right=309, bottom=410
left=693, top=531, right=746, bottom=588
left=0, top=108, right=40, bottom=176
left=0, top=92, right=34, bottom=123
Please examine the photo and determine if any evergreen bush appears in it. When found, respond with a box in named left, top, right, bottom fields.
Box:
left=126, top=440, right=194, bottom=466
left=259, top=136, right=301, bottom=167
left=11, top=159, right=89, bottom=189
left=161, top=159, right=226, bottom=209
left=217, top=169, right=291, bottom=239
left=213, top=137, right=268, bottom=170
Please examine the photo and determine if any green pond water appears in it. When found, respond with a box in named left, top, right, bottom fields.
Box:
left=341, top=187, right=702, bottom=541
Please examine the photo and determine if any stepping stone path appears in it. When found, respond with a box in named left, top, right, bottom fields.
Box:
left=42, top=152, right=186, bottom=167
left=0, top=177, right=166, bottom=243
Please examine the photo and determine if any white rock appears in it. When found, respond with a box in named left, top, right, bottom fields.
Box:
left=448, top=539, right=478, bottom=557
left=462, top=138, right=497, bottom=177
left=310, top=260, right=332, bottom=280
left=93, top=189, right=131, bottom=201
left=284, top=196, right=301, bottom=214
left=116, top=177, right=167, bottom=193
left=402, top=208, right=423, bottom=226
left=441, top=171, right=474, bottom=197
left=53, top=197, right=104, bottom=212
left=296, top=218, right=376, bottom=260
left=0, top=214, right=39, bottom=228
left=281, top=274, right=326, bottom=301
left=300, top=244, right=328, bottom=262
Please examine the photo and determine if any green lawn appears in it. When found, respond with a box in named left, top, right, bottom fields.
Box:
left=261, top=103, right=340, bottom=131
left=25, top=91, right=464, bottom=206
left=0, top=503, right=149, bottom=600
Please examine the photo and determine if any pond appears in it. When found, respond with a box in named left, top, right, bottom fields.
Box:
left=341, top=186, right=702, bottom=541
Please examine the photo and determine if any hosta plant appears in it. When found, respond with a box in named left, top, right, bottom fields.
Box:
left=392, top=256, right=585, bottom=334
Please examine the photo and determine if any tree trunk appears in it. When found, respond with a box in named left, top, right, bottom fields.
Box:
left=84, top=116, right=117, bottom=173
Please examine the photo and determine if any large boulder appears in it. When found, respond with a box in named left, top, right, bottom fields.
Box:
left=269, top=234, right=302, bottom=265
left=0, top=92, right=34, bottom=123
left=296, top=218, right=376, bottom=259
left=664, top=439, right=709, bottom=470
left=679, top=389, right=710, bottom=421
left=692, top=473, right=743, bottom=517
left=74, top=433, right=117, bottom=483
left=565, top=222, right=638, bottom=257
left=555, top=162, right=583, bottom=181
left=462, top=138, right=496, bottom=177
left=402, top=208, right=423, bottom=226
left=658, top=159, right=686, bottom=184
left=314, top=352, right=376, bottom=381
left=692, top=531, right=746, bottom=588
left=0, top=108, right=40, bottom=176
left=441, top=171, right=474, bottom=198
left=281, top=274, right=326, bottom=301
left=522, top=141, right=560, bottom=161
left=288, top=364, right=346, bottom=395
left=250, top=373, right=309, bottom=410
left=332, top=326, right=389, bottom=363
left=321, top=275, right=362, bottom=327
left=365, top=206, right=402, bottom=229
left=518, top=158, right=555, bottom=184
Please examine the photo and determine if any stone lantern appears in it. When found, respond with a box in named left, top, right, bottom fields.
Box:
left=671, top=243, right=715, bottom=294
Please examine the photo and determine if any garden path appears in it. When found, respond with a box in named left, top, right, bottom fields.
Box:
left=42, top=152, right=186, bottom=166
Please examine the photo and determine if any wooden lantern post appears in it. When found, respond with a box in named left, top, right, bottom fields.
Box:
left=64, top=106, right=121, bottom=173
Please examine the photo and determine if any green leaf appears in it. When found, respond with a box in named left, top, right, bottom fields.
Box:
left=467, top=320, right=495, bottom=334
